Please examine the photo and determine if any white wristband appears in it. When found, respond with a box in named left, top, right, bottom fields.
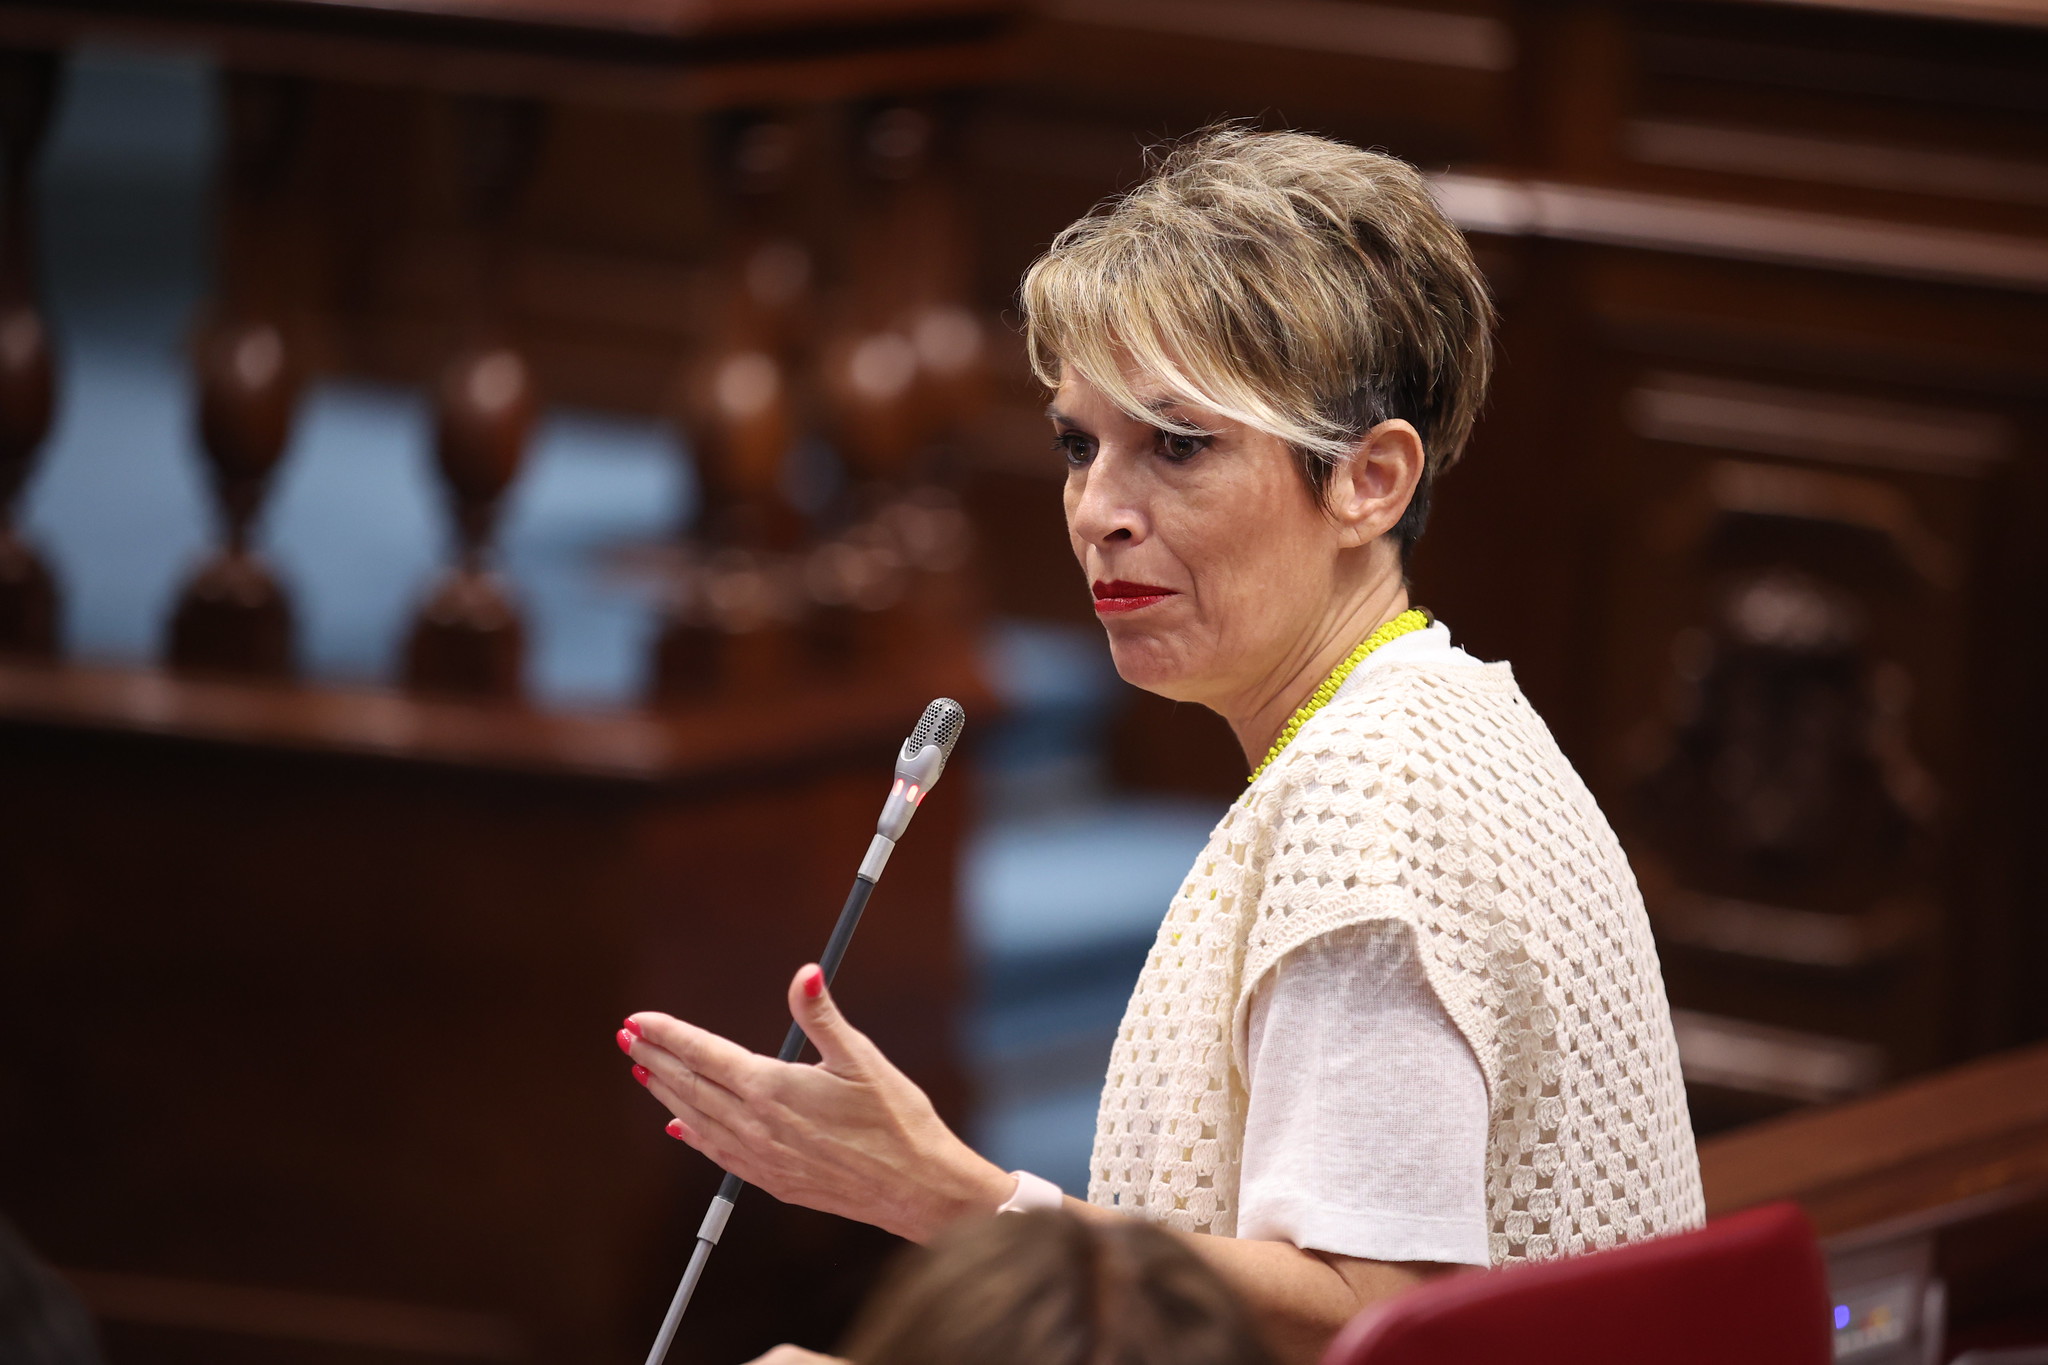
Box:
left=996, top=1170, right=1063, bottom=1215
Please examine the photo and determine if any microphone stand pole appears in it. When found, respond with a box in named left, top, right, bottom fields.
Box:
left=643, top=873, right=876, bottom=1365
left=640, top=697, right=959, bottom=1365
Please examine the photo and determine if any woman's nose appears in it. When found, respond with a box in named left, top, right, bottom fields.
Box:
left=1068, top=459, right=1145, bottom=546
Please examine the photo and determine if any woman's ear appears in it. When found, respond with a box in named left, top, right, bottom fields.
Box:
left=1328, top=419, right=1425, bottom=548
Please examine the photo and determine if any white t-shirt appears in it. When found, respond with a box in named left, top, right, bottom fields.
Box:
left=1236, top=622, right=1492, bottom=1266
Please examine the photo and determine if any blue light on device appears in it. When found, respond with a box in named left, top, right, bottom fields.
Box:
left=1834, top=1305, right=1851, bottom=1330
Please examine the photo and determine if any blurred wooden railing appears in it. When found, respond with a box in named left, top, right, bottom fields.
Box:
left=0, top=6, right=1012, bottom=1365
left=0, top=3, right=1010, bottom=704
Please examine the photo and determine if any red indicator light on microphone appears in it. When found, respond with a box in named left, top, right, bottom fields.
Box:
left=890, top=778, right=904, bottom=802
left=907, top=783, right=924, bottom=806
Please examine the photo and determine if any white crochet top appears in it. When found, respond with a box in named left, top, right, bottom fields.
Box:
left=1087, top=657, right=1705, bottom=1263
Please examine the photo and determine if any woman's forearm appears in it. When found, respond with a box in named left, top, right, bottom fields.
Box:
left=1059, top=1196, right=1443, bottom=1365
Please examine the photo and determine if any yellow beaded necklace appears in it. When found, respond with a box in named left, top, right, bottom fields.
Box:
left=1246, top=607, right=1432, bottom=786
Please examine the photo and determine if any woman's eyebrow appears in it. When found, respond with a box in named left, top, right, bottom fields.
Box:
left=1144, top=399, right=1216, bottom=433
left=1045, top=406, right=1079, bottom=426
left=1142, top=395, right=1202, bottom=421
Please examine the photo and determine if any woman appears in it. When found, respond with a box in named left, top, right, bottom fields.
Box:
left=749, top=1209, right=1273, bottom=1365
left=620, top=126, right=1704, bottom=1363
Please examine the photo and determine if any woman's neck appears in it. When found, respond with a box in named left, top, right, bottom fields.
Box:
left=1222, top=574, right=1412, bottom=769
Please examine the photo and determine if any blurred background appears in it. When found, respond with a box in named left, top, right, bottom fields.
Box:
left=0, top=0, right=2042, bottom=1362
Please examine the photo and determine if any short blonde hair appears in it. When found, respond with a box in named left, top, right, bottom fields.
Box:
left=1021, top=126, right=1495, bottom=554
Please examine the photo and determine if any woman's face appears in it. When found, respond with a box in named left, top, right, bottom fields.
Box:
left=1053, top=368, right=1356, bottom=710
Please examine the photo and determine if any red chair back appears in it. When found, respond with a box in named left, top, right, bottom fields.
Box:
left=1321, top=1203, right=1833, bottom=1365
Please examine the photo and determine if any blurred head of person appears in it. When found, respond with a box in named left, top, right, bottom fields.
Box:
left=840, top=1210, right=1275, bottom=1365
left=1021, top=125, right=1494, bottom=715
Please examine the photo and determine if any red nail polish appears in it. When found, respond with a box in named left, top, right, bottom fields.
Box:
left=665, top=1119, right=690, bottom=1141
left=622, top=1019, right=642, bottom=1038
left=632, top=1064, right=650, bottom=1086
left=803, top=966, right=824, bottom=1000
left=616, top=1029, right=634, bottom=1054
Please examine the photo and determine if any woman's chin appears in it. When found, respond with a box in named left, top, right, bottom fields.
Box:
left=1104, top=635, right=1208, bottom=702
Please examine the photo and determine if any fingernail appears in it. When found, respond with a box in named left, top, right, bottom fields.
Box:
left=622, top=1018, right=642, bottom=1038
left=616, top=1029, right=634, bottom=1054
left=632, top=1064, right=650, bottom=1086
left=802, top=966, right=825, bottom=1000
left=665, top=1119, right=691, bottom=1141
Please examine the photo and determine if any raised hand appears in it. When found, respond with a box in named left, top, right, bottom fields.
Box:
left=618, top=963, right=1013, bottom=1244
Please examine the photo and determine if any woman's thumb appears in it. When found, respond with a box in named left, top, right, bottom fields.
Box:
left=788, top=964, right=869, bottom=1073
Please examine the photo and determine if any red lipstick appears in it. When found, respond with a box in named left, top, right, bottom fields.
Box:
left=1092, top=580, right=1178, bottom=614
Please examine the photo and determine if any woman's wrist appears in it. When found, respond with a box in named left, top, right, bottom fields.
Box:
left=898, top=1147, right=1017, bottom=1243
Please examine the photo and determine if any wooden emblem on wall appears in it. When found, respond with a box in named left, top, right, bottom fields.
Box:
left=1605, top=371, right=2013, bottom=1124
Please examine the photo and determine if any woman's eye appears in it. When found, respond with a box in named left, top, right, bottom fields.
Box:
left=1159, top=432, right=1208, bottom=462
left=1052, top=432, right=1094, bottom=467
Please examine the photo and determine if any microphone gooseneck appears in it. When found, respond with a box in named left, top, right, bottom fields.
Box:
left=643, top=698, right=967, bottom=1365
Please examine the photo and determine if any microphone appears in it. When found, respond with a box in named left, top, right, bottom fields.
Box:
left=643, top=697, right=967, bottom=1365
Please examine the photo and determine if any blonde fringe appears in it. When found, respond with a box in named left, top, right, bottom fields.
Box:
left=1020, top=125, right=1493, bottom=482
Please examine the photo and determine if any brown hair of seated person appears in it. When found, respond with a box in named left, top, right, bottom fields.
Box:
left=841, top=1209, right=1277, bottom=1365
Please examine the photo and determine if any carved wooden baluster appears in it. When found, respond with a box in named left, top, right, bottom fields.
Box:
left=811, top=100, right=993, bottom=665
left=889, top=99, right=988, bottom=473
left=406, top=344, right=533, bottom=695
left=0, top=50, right=60, bottom=657
left=878, top=99, right=984, bottom=636
left=170, top=322, right=299, bottom=674
left=825, top=99, right=988, bottom=489
left=782, top=105, right=906, bottom=671
left=815, top=102, right=932, bottom=498
left=170, top=72, right=308, bottom=678
left=404, top=95, right=544, bottom=698
left=685, top=110, right=815, bottom=553
left=652, top=110, right=812, bottom=701
left=725, top=112, right=816, bottom=387
left=655, top=341, right=797, bottom=698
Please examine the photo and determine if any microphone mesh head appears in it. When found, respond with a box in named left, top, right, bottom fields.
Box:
left=903, top=697, right=967, bottom=763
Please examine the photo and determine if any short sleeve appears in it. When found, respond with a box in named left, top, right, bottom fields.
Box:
left=1238, top=920, right=1490, bottom=1266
